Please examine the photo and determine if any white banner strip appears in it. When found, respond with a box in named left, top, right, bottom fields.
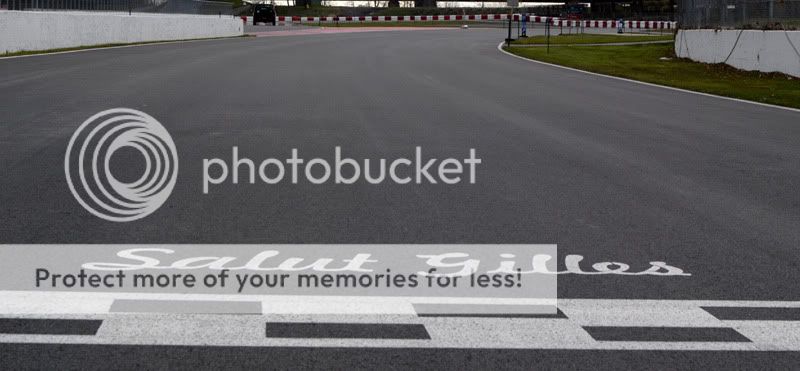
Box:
left=269, top=15, right=676, bottom=29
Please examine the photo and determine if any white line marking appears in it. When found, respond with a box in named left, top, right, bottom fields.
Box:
left=0, top=291, right=113, bottom=314
left=0, top=291, right=557, bottom=315
left=558, top=299, right=723, bottom=327
left=496, top=41, right=800, bottom=114
left=728, top=321, right=800, bottom=350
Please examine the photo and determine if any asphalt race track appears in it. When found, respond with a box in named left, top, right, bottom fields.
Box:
left=1, top=28, right=799, bottom=368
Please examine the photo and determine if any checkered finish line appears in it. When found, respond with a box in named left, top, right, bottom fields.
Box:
left=1, top=292, right=799, bottom=350
left=268, top=15, right=676, bottom=30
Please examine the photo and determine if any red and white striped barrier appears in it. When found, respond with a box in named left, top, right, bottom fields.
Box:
left=269, top=15, right=676, bottom=30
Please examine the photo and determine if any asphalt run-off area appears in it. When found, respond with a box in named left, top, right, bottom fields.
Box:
left=1, top=24, right=800, bottom=369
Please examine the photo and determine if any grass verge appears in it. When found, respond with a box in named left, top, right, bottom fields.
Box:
left=510, top=33, right=674, bottom=45
left=1, top=35, right=245, bottom=58
left=504, top=43, right=800, bottom=109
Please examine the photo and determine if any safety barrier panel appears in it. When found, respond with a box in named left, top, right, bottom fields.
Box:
left=269, top=14, right=676, bottom=30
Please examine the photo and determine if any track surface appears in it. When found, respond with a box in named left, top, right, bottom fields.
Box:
left=1, top=28, right=800, bottom=367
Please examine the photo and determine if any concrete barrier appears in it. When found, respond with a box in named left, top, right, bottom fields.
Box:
left=0, top=11, right=243, bottom=54
left=675, top=29, right=800, bottom=77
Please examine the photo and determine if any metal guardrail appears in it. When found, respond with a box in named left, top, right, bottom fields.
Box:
left=0, top=0, right=233, bottom=15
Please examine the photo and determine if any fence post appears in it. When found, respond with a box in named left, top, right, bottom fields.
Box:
left=742, top=1, right=747, bottom=26
left=546, top=18, right=550, bottom=53
left=506, top=17, right=512, bottom=47
left=768, top=0, right=774, bottom=22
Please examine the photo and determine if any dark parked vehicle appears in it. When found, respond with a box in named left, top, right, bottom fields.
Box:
left=253, top=3, right=276, bottom=26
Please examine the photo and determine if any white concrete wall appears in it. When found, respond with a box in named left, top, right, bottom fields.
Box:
left=0, top=11, right=243, bottom=54
left=675, top=29, right=800, bottom=77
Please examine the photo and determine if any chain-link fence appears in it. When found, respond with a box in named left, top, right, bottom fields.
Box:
left=677, top=0, right=800, bottom=29
left=0, top=0, right=235, bottom=14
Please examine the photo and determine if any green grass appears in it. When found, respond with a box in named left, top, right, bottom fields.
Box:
left=510, top=33, right=674, bottom=45
left=505, top=43, right=800, bottom=109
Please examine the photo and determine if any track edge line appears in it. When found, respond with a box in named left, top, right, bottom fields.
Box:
left=496, top=41, right=800, bottom=114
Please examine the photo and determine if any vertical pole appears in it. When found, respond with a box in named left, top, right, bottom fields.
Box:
left=768, top=0, right=773, bottom=22
left=546, top=18, right=550, bottom=53
left=670, top=0, right=675, bottom=22
left=506, top=17, right=512, bottom=47
left=742, top=1, right=747, bottom=27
